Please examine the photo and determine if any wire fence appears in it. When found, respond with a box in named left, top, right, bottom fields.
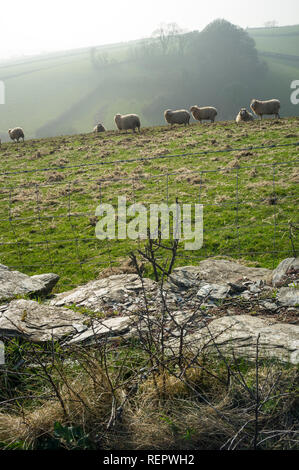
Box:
left=0, top=141, right=298, bottom=289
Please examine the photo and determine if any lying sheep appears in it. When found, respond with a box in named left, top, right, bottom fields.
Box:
left=114, top=114, right=141, bottom=133
left=93, top=123, right=106, bottom=133
left=190, top=105, right=218, bottom=123
left=250, top=99, right=280, bottom=120
left=8, top=127, right=25, bottom=142
left=236, top=108, right=254, bottom=123
left=164, top=109, right=190, bottom=126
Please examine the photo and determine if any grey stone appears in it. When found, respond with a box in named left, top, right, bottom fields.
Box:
left=196, top=283, right=230, bottom=302
left=173, top=259, right=271, bottom=285
left=271, top=258, right=299, bottom=287
left=0, top=264, right=59, bottom=301
left=249, top=284, right=261, bottom=294
left=277, top=287, right=299, bottom=307
left=66, top=316, right=131, bottom=345
left=178, top=315, right=299, bottom=364
left=0, top=340, right=4, bottom=365
left=0, top=299, right=87, bottom=342
left=261, top=301, right=278, bottom=311
left=30, top=273, right=60, bottom=295
left=50, top=274, right=157, bottom=313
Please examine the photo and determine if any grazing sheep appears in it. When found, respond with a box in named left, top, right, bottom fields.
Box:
left=93, top=123, right=106, bottom=133
left=236, top=108, right=254, bottom=123
left=250, top=99, right=280, bottom=120
left=164, top=109, right=190, bottom=126
left=114, top=114, right=141, bottom=133
left=8, top=127, right=25, bottom=142
left=190, top=105, right=218, bottom=123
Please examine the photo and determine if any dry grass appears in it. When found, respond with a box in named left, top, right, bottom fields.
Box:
left=0, top=345, right=297, bottom=450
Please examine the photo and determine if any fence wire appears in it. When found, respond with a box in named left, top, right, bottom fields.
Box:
left=0, top=142, right=298, bottom=289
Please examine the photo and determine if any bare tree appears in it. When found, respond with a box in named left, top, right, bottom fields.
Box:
left=264, top=20, right=278, bottom=28
left=151, top=22, right=185, bottom=55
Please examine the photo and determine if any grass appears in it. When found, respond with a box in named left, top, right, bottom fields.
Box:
left=0, top=336, right=298, bottom=450
left=0, top=117, right=298, bottom=292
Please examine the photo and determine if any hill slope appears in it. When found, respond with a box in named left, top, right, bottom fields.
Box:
left=0, top=117, right=298, bottom=292
left=0, top=25, right=299, bottom=143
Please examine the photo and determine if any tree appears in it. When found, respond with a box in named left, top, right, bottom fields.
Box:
left=151, top=23, right=183, bottom=55
left=264, top=20, right=278, bottom=28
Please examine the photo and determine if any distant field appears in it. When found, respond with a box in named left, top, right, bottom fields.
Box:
left=0, top=117, right=298, bottom=292
left=250, top=25, right=299, bottom=55
left=1, top=25, right=299, bottom=143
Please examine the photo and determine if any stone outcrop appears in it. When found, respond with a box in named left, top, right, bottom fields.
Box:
left=0, top=259, right=298, bottom=364
left=50, top=274, right=157, bottom=314
left=178, top=315, right=299, bottom=365
left=0, top=264, right=59, bottom=301
left=0, top=299, right=86, bottom=342
left=271, top=257, right=299, bottom=287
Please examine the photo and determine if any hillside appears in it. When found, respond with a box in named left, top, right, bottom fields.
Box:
left=0, top=24, right=299, bottom=143
left=0, top=117, right=298, bottom=292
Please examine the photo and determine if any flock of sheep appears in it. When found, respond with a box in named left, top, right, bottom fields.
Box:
left=94, top=98, right=281, bottom=134
left=5, top=98, right=281, bottom=143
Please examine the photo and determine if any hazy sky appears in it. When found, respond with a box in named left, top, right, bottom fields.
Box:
left=1, top=0, right=299, bottom=60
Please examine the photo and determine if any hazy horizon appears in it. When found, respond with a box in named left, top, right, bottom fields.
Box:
left=0, top=0, right=299, bottom=61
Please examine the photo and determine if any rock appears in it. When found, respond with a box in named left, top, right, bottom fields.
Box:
left=249, top=284, right=261, bottom=294
left=0, top=299, right=87, bottom=342
left=179, top=315, right=299, bottom=364
left=50, top=274, right=157, bottom=313
left=0, top=264, right=59, bottom=301
left=167, top=268, right=201, bottom=291
left=271, top=258, right=299, bottom=287
left=173, top=259, right=271, bottom=285
left=66, top=316, right=131, bottom=345
left=277, top=287, right=299, bottom=307
left=261, top=301, right=278, bottom=311
left=196, top=283, right=230, bottom=303
left=0, top=340, right=4, bottom=365
left=30, top=273, right=60, bottom=295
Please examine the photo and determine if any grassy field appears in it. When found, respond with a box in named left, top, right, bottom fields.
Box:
left=249, top=25, right=299, bottom=56
left=0, top=116, right=298, bottom=452
left=0, top=117, right=298, bottom=292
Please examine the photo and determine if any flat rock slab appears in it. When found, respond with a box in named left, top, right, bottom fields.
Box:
left=196, top=283, right=230, bottom=302
left=0, top=299, right=87, bottom=342
left=181, top=315, right=299, bottom=365
left=277, top=287, right=299, bottom=307
left=271, top=257, right=299, bottom=287
left=0, top=264, right=59, bottom=301
left=66, top=316, right=132, bottom=345
left=172, top=259, right=271, bottom=285
left=50, top=274, right=157, bottom=313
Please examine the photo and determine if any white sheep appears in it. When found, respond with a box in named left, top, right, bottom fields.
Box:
left=8, top=127, right=25, bottom=142
left=236, top=108, right=254, bottom=123
left=250, top=99, right=281, bottom=120
left=114, top=114, right=141, bottom=133
left=164, top=109, right=190, bottom=126
left=190, top=105, right=218, bottom=123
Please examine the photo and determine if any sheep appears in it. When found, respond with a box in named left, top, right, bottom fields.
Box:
left=236, top=108, right=254, bottom=123
left=164, top=109, right=190, bottom=126
left=250, top=99, right=280, bottom=120
left=93, top=123, right=106, bottom=133
left=8, top=127, right=25, bottom=142
left=114, top=114, right=141, bottom=133
left=190, top=105, right=218, bottom=123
